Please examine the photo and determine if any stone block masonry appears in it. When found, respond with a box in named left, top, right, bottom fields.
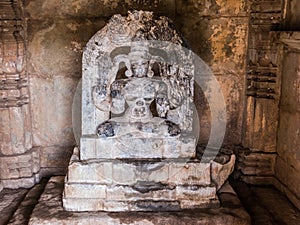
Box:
left=63, top=147, right=235, bottom=211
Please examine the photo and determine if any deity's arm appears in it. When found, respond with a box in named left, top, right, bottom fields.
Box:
left=155, top=80, right=170, bottom=118
left=165, top=76, right=186, bottom=109
left=110, top=79, right=127, bottom=114
left=92, top=83, right=111, bottom=112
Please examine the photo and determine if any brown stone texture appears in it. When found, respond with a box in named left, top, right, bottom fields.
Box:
left=284, top=0, right=300, bottom=30
left=236, top=150, right=277, bottom=183
left=232, top=180, right=300, bottom=225
left=24, top=13, right=104, bottom=176
left=25, top=0, right=176, bottom=19
left=234, top=0, right=284, bottom=190
left=0, top=106, right=32, bottom=155
left=26, top=18, right=105, bottom=148
left=175, top=0, right=248, bottom=146
left=275, top=34, right=300, bottom=210
left=0, top=188, right=28, bottom=225
left=30, top=76, right=77, bottom=147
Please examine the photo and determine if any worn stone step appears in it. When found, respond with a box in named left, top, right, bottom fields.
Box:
left=63, top=182, right=218, bottom=211
left=251, top=186, right=300, bottom=225
left=230, top=179, right=300, bottom=225
left=0, top=188, right=28, bottom=225
left=28, top=176, right=251, bottom=225
left=7, top=178, right=49, bottom=225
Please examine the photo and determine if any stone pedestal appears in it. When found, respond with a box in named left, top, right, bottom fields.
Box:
left=63, top=147, right=235, bottom=212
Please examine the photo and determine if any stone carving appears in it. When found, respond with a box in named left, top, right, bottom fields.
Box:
left=94, top=40, right=181, bottom=138
left=246, top=1, right=281, bottom=99
left=0, top=0, right=32, bottom=159
left=63, top=11, right=235, bottom=212
left=0, top=1, right=29, bottom=108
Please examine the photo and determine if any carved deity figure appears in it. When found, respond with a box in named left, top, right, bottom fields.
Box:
left=93, top=40, right=181, bottom=138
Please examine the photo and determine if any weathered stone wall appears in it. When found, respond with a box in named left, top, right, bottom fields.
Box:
left=283, top=0, right=300, bottom=30
left=269, top=0, right=300, bottom=210
left=275, top=32, right=300, bottom=209
left=175, top=0, right=248, bottom=146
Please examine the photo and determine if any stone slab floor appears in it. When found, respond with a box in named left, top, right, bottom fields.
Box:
left=0, top=177, right=299, bottom=225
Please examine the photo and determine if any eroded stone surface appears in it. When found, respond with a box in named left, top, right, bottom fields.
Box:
left=67, top=159, right=211, bottom=186
left=231, top=180, right=300, bottom=225
left=211, top=154, right=236, bottom=189
left=0, top=188, right=28, bottom=225
left=25, top=0, right=175, bottom=19
left=7, top=178, right=48, bottom=225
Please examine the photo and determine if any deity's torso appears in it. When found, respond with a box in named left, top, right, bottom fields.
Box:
left=112, top=77, right=168, bottom=123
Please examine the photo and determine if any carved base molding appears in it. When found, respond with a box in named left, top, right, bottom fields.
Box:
left=235, top=147, right=300, bottom=210
left=236, top=150, right=277, bottom=177
left=0, top=148, right=40, bottom=188
left=0, top=146, right=73, bottom=189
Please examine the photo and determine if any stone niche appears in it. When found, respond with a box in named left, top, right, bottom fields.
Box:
left=63, top=11, right=235, bottom=212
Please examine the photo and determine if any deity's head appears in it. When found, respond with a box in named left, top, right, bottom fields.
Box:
left=128, top=41, right=152, bottom=78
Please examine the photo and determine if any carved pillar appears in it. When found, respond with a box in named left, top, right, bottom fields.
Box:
left=238, top=0, right=283, bottom=184
left=0, top=0, right=40, bottom=188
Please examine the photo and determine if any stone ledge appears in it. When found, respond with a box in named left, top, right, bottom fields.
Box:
left=0, top=148, right=40, bottom=180
left=29, top=176, right=251, bottom=225
left=66, top=159, right=211, bottom=186
left=63, top=183, right=217, bottom=211
left=1, top=174, right=41, bottom=189
left=80, top=135, right=196, bottom=160
left=67, top=148, right=235, bottom=189
left=63, top=198, right=219, bottom=212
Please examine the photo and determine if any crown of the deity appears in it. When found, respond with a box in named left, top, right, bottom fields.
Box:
left=128, top=40, right=151, bottom=60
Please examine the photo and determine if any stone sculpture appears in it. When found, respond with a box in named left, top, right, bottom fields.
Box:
left=63, top=10, right=235, bottom=212
left=95, top=40, right=180, bottom=138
